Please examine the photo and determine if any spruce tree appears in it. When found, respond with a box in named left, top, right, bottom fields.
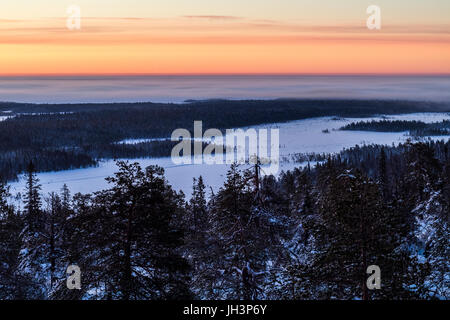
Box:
left=23, top=161, right=42, bottom=232
left=19, top=161, right=48, bottom=298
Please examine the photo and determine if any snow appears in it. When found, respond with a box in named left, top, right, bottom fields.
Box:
left=115, top=138, right=170, bottom=144
left=249, top=112, right=450, bottom=157
left=7, top=113, right=450, bottom=201
left=412, top=191, right=442, bottom=254
left=0, top=112, right=73, bottom=121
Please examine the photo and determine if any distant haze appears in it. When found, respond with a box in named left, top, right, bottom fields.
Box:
left=0, top=75, right=449, bottom=104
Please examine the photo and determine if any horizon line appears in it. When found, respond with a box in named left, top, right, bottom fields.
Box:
left=1, top=72, right=450, bottom=77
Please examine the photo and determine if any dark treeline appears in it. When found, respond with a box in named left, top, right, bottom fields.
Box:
left=0, top=140, right=448, bottom=300
left=1, top=99, right=450, bottom=181
left=334, top=139, right=449, bottom=178
left=340, top=119, right=450, bottom=136
left=4, top=100, right=448, bottom=152
left=2, top=99, right=448, bottom=115
left=284, top=152, right=329, bottom=164
left=0, top=149, right=97, bottom=182
left=0, top=140, right=215, bottom=182
left=89, top=140, right=214, bottom=159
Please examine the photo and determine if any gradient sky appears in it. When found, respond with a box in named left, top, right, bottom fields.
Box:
left=0, top=0, right=449, bottom=75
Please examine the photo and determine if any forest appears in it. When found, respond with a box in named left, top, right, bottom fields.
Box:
left=340, top=119, right=450, bottom=136
left=0, top=139, right=448, bottom=300
left=1, top=99, right=450, bottom=181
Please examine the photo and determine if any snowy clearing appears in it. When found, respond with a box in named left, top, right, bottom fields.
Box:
left=8, top=113, right=450, bottom=203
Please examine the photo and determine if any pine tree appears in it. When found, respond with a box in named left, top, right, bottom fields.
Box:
left=405, top=142, right=441, bottom=202
left=0, top=183, right=21, bottom=298
left=189, top=176, right=208, bottom=237
left=66, top=161, right=191, bottom=300
left=420, top=149, right=450, bottom=299
left=287, top=169, right=422, bottom=300
left=184, top=176, right=217, bottom=298
left=52, top=192, right=92, bottom=300
left=45, top=192, right=70, bottom=297
left=425, top=214, right=449, bottom=299
left=209, top=163, right=282, bottom=299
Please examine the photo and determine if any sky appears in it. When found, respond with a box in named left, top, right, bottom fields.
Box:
left=0, top=0, right=449, bottom=75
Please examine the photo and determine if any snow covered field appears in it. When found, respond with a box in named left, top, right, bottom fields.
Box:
left=8, top=112, right=450, bottom=203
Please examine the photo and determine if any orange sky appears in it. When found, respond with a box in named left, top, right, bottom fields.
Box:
left=1, top=5, right=450, bottom=75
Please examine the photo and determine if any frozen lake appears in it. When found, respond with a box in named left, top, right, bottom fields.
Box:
left=7, top=112, right=450, bottom=204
